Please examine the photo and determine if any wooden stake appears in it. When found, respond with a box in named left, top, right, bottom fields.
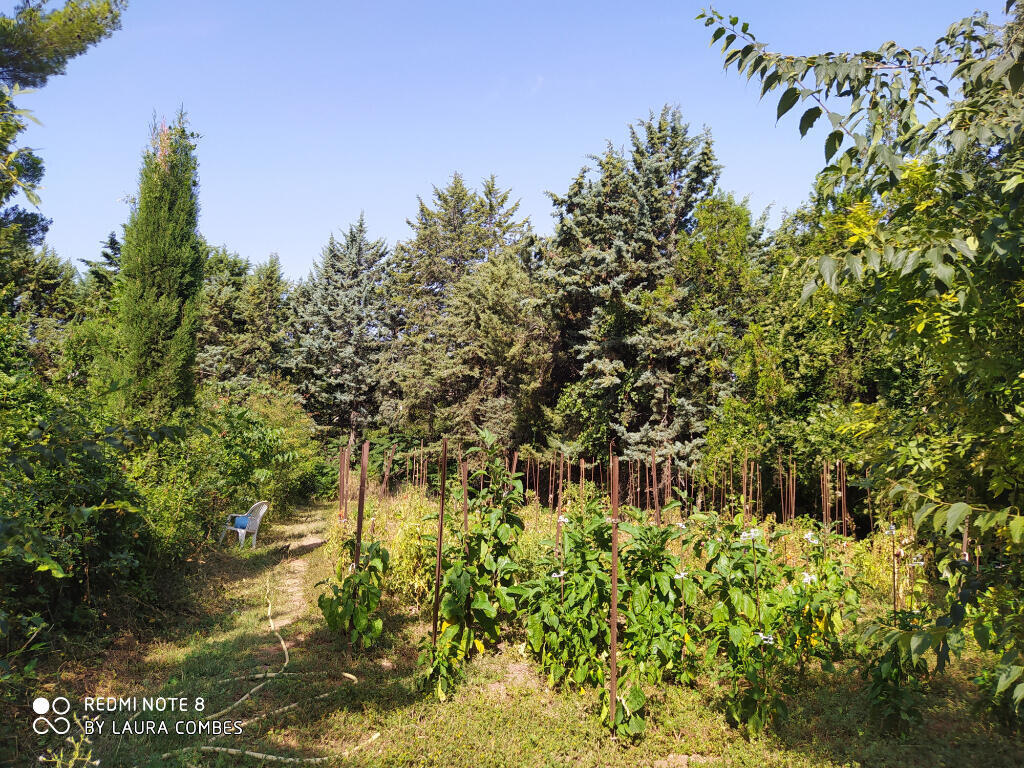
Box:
left=609, top=452, right=620, bottom=731
left=431, top=438, right=449, bottom=647
left=651, top=448, right=661, bottom=526
left=343, top=448, right=351, bottom=522
left=460, top=459, right=470, bottom=537
left=354, top=441, right=368, bottom=568
left=338, top=443, right=347, bottom=524
left=579, top=457, right=585, bottom=507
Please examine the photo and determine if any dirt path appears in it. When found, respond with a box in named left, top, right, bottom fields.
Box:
left=271, top=506, right=329, bottom=629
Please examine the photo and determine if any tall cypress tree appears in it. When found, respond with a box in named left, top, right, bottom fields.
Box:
left=115, top=113, right=204, bottom=419
left=286, top=215, right=387, bottom=435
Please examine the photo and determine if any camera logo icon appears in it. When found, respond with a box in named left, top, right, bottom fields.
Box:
left=32, top=697, right=72, bottom=735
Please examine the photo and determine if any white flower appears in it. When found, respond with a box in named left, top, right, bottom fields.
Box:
left=740, top=528, right=761, bottom=542
left=801, top=572, right=817, bottom=585
left=551, top=570, right=566, bottom=579
left=803, top=532, right=819, bottom=544
left=675, top=522, right=687, bottom=530
left=884, top=524, right=897, bottom=536
left=557, top=515, right=569, bottom=524
left=755, top=632, right=775, bottom=645
left=605, top=516, right=615, bottom=524
left=901, top=536, right=913, bottom=545
left=910, top=557, right=925, bottom=568
left=674, top=570, right=688, bottom=580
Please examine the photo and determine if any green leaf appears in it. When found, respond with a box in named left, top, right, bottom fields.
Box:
left=995, top=665, right=1023, bottom=695
left=910, top=631, right=932, bottom=661
left=825, top=130, right=843, bottom=161
left=625, top=684, right=646, bottom=713
left=777, top=87, right=799, bottom=120
left=1009, top=515, right=1024, bottom=544
left=799, top=106, right=822, bottom=137
left=945, top=502, right=971, bottom=537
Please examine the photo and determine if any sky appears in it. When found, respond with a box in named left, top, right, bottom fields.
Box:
left=15, top=0, right=1008, bottom=280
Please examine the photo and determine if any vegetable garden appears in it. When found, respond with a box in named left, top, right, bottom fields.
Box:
left=319, top=430, right=1024, bottom=742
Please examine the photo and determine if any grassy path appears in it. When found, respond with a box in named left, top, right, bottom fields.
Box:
left=49, top=501, right=1020, bottom=768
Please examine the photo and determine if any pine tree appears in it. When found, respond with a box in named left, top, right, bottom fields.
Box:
left=195, top=246, right=249, bottom=382
left=79, top=231, right=120, bottom=308
left=546, top=106, right=725, bottom=460
left=235, top=254, right=289, bottom=382
left=286, top=215, right=387, bottom=435
left=114, top=114, right=204, bottom=419
left=378, top=174, right=529, bottom=440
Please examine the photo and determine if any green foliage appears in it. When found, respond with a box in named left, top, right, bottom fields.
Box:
left=318, top=538, right=390, bottom=649
left=861, top=611, right=931, bottom=730
left=386, top=497, right=436, bottom=607
left=417, top=431, right=524, bottom=699
left=286, top=215, right=387, bottom=435
left=127, top=383, right=320, bottom=554
left=546, top=107, right=733, bottom=461
left=702, top=3, right=1024, bottom=724
left=115, top=113, right=204, bottom=420
left=379, top=174, right=531, bottom=446
left=0, top=1, right=122, bottom=206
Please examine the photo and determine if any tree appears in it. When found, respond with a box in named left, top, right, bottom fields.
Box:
left=114, top=114, right=204, bottom=419
left=701, top=1, right=1024, bottom=719
left=286, top=215, right=387, bottom=435
left=234, top=254, right=289, bottom=382
left=378, top=174, right=529, bottom=441
left=427, top=251, right=556, bottom=447
left=195, top=246, right=250, bottom=382
left=79, top=231, right=120, bottom=307
left=0, top=1, right=123, bottom=222
left=545, top=107, right=722, bottom=460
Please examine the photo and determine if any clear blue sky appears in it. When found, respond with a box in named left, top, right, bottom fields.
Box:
left=16, top=0, right=1006, bottom=279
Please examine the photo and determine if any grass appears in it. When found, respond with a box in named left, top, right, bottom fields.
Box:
left=6, top=490, right=1023, bottom=767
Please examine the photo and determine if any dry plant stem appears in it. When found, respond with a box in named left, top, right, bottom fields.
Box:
left=216, top=671, right=304, bottom=683
left=177, top=732, right=381, bottom=764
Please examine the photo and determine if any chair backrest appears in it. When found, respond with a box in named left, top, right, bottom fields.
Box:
left=246, top=501, right=269, bottom=532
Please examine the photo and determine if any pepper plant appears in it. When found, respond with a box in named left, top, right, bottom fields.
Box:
left=317, top=538, right=390, bottom=649
left=418, top=430, right=524, bottom=699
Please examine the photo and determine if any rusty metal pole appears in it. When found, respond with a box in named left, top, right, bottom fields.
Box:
left=342, top=447, right=351, bottom=523
left=431, top=438, right=449, bottom=647
left=354, top=441, right=368, bottom=568
left=342, top=442, right=350, bottom=528
left=460, top=458, right=469, bottom=533
left=579, top=457, right=585, bottom=507
left=652, top=448, right=662, bottom=526
left=609, top=452, right=620, bottom=732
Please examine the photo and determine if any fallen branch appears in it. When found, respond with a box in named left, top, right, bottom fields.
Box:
left=216, top=671, right=305, bottom=684
left=169, top=732, right=381, bottom=764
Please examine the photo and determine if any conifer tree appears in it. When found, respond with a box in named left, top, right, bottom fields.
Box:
left=79, top=231, right=121, bottom=307
left=235, top=254, right=289, bottom=382
left=378, top=174, right=529, bottom=440
left=546, top=106, right=726, bottom=460
left=286, top=215, right=387, bottom=435
left=114, top=114, right=204, bottom=419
